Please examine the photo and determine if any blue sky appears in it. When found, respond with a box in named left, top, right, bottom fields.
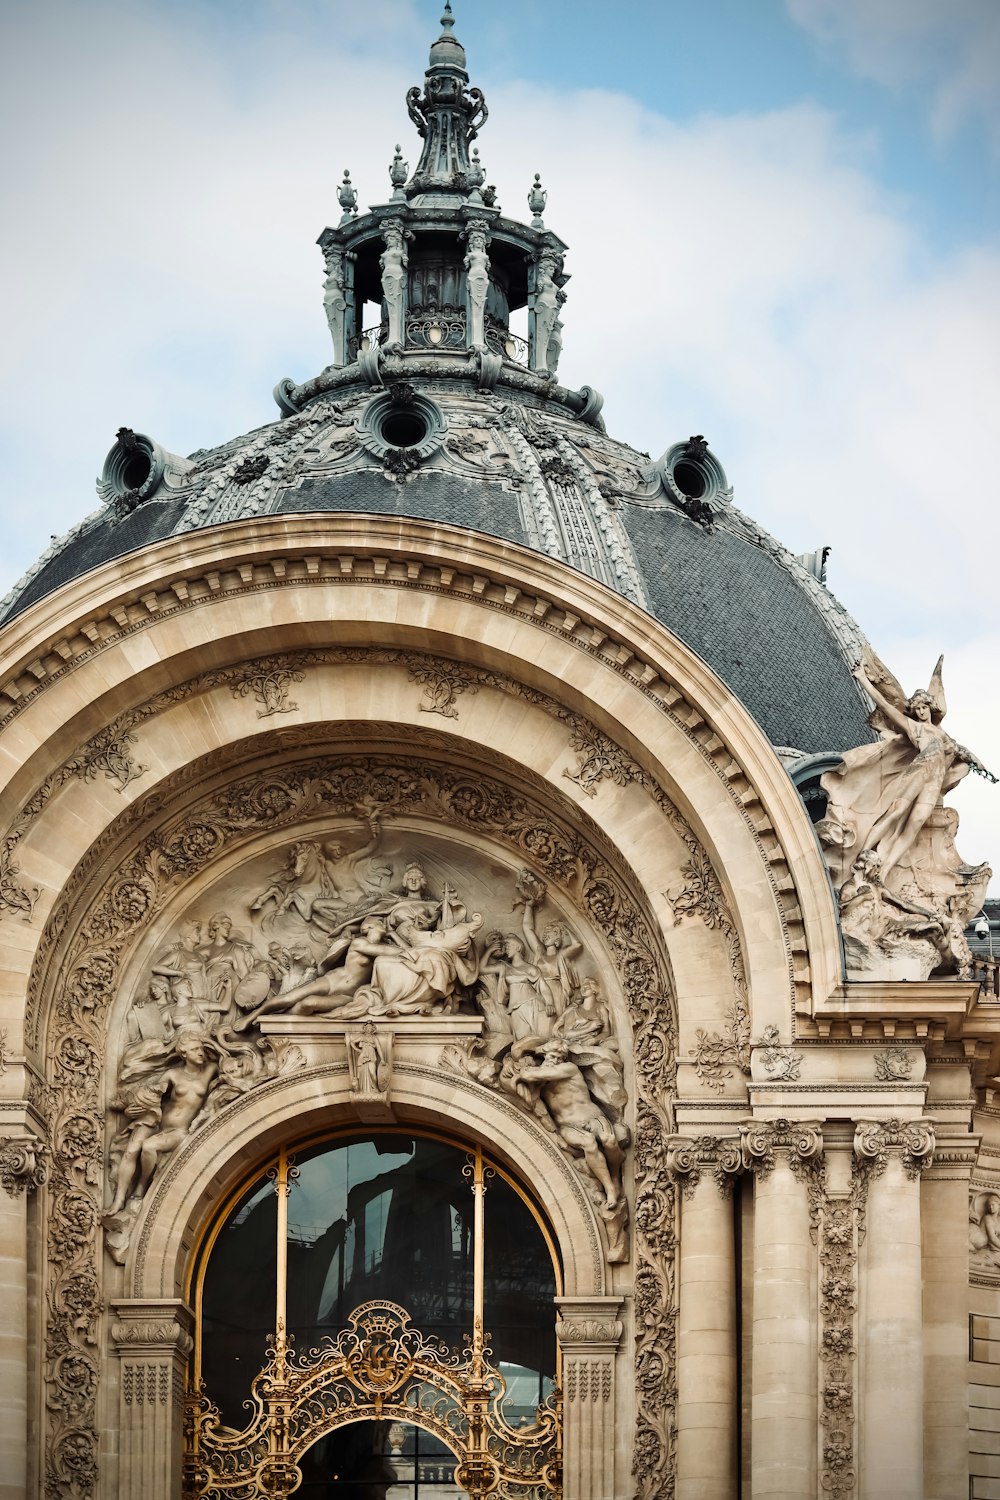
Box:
left=1, top=0, right=998, bottom=873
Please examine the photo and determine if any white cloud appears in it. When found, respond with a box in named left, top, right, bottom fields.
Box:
left=0, top=0, right=997, bottom=876
left=786, top=0, right=1000, bottom=151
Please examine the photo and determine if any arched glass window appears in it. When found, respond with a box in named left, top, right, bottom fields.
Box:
left=188, top=1129, right=561, bottom=1491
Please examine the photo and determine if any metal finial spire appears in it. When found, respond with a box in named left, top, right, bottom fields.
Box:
left=440, top=2, right=455, bottom=30
left=337, top=170, right=358, bottom=225
left=528, top=173, right=547, bottom=229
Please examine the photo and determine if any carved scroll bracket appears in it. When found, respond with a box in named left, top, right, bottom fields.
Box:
left=0, top=1130, right=48, bottom=1196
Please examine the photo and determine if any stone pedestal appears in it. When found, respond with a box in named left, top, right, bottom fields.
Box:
left=110, top=1299, right=193, bottom=1500
left=854, top=1118, right=934, bottom=1500
left=742, top=1120, right=823, bottom=1500
left=667, top=1134, right=741, bottom=1500
left=554, top=1297, right=623, bottom=1500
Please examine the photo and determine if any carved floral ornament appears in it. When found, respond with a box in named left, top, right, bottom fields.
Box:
left=25, top=736, right=687, bottom=1500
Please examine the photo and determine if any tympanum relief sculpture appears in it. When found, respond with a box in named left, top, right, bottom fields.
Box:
left=819, top=650, right=994, bottom=980
left=104, top=813, right=630, bottom=1260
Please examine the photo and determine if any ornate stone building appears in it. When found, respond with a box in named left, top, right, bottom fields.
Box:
left=1, top=9, right=997, bottom=1499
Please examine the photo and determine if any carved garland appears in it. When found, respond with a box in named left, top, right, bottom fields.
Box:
left=30, top=744, right=680, bottom=1500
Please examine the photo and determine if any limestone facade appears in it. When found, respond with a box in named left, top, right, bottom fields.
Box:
left=1, top=9, right=997, bottom=1498
left=0, top=516, right=993, bottom=1497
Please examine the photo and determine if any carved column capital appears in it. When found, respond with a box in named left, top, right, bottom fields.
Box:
left=554, top=1296, right=624, bottom=1353
left=854, top=1117, right=935, bottom=1181
left=0, top=1132, right=48, bottom=1196
left=110, top=1298, right=194, bottom=1358
left=740, top=1117, right=824, bottom=1179
left=665, top=1133, right=743, bottom=1198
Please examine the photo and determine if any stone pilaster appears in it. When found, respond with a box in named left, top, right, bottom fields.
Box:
left=0, top=1130, right=46, bottom=1500
left=110, top=1299, right=194, bottom=1500
left=741, top=1118, right=823, bottom=1500
left=666, top=1134, right=742, bottom=1500
left=921, top=1129, right=976, bottom=1500
left=554, top=1296, right=623, bottom=1500
left=854, top=1118, right=934, bottom=1500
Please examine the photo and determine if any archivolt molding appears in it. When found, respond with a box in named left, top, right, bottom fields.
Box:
left=4, top=643, right=754, bottom=1114
left=0, top=516, right=837, bottom=1015
left=26, top=733, right=682, bottom=1500
left=132, top=1060, right=605, bottom=1299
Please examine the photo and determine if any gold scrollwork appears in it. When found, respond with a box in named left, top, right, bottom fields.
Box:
left=183, top=1299, right=561, bottom=1498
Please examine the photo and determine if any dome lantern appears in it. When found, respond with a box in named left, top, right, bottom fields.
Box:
left=315, top=4, right=571, bottom=380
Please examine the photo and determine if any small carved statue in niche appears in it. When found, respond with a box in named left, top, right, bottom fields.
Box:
left=819, top=650, right=993, bottom=980
left=970, top=1192, right=1000, bottom=1260
left=347, top=1023, right=392, bottom=1099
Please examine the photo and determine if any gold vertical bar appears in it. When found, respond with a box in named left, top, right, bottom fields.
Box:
left=472, top=1144, right=485, bottom=1359
left=275, top=1147, right=288, bottom=1352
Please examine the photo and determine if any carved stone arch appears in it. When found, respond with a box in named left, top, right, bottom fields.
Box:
left=0, top=515, right=846, bottom=1499
left=129, top=1063, right=609, bottom=1302
left=0, top=515, right=842, bottom=1042
left=26, top=717, right=681, bottom=1498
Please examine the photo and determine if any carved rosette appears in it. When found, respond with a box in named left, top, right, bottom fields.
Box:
left=740, top=1118, right=824, bottom=1180
left=853, top=1118, right=935, bottom=1181
left=664, top=1134, right=742, bottom=1199
left=0, top=1133, right=48, bottom=1195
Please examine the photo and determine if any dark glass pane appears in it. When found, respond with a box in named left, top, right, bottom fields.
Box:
left=297, top=1420, right=462, bottom=1497
left=286, top=1136, right=474, bottom=1356
left=200, top=1173, right=277, bottom=1427
left=483, top=1175, right=557, bottom=1422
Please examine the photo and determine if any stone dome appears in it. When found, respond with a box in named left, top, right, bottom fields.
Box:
left=0, top=8, right=874, bottom=761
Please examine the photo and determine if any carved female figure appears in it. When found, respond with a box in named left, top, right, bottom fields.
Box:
left=380, top=221, right=408, bottom=346
left=322, top=244, right=348, bottom=366
left=970, top=1194, right=1000, bottom=1256
left=531, top=251, right=561, bottom=375
left=822, top=653, right=992, bottom=893
left=852, top=658, right=987, bottom=882
left=520, top=899, right=581, bottom=1016
left=482, top=932, right=554, bottom=1039
left=464, top=223, right=490, bottom=348
left=106, top=1027, right=219, bottom=1215
left=200, top=911, right=257, bottom=1019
